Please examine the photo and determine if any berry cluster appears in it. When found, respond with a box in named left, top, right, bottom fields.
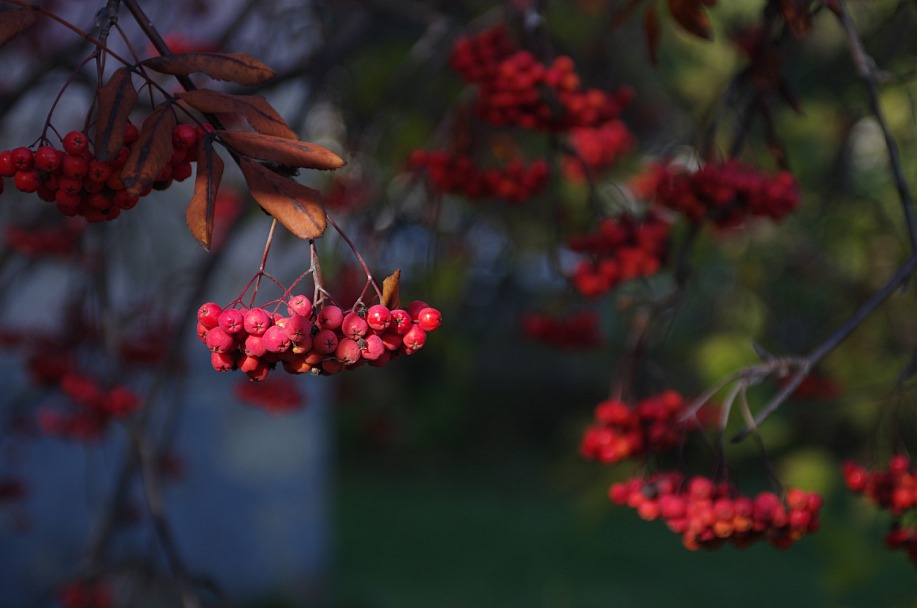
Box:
left=4, top=218, right=85, bottom=257
left=198, top=295, right=442, bottom=381
left=521, top=310, right=601, bottom=349
left=561, top=120, right=635, bottom=182
left=579, top=390, right=701, bottom=464
left=0, top=125, right=203, bottom=222
left=567, top=212, right=670, bottom=298
left=450, top=25, right=633, bottom=130
left=843, top=456, right=917, bottom=565
left=610, top=471, right=823, bottom=550
left=409, top=150, right=549, bottom=203
left=654, top=159, right=800, bottom=228
left=32, top=357, right=142, bottom=441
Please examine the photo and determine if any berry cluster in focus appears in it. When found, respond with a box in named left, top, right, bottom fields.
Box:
left=409, top=150, right=549, bottom=203
left=0, top=125, right=203, bottom=222
left=655, top=159, right=800, bottom=228
left=579, top=390, right=700, bottom=464
left=567, top=212, right=670, bottom=298
left=198, top=296, right=442, bottom=380
left=610, top=471, right=823, bottom=550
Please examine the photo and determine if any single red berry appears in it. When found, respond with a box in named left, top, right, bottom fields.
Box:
left=218, top=308, right=246, bottom=334
left=360, top=334, right=385, bottom=360
left=416, top=307, right=442, bottom=332
left=389, top=309, right=412, bottom=334
left=113, top=190, right=140, bottom=210
left=205, top=327, right=236, bottom=354
left=211, top=351, right=236, bottom=372
left=197, top=302, right=223, bottom=329
left=172, top=161, right=193, bottom=182
left=0, top=151, right=14, bottom=176
left=365, top=304, right=392, bottom=331
left=335, top=338, right=362, bottom=365
left=63, top=131, right=89, bottom=156
left=86, top=159, right=113, bottom=183
left=34, top=146, right=63, bottom=173
left=312, top=329, right=339, bottom=355
left=262, top=325, right=292, bottom=353
left=243, top=334, right=267, bottom=358
left=61, top=154, right=89, bottom=179
left=10, top=147, right=34, bottom=171
left=317, top=305, right=344, bottom=330
left=13, top=170, right=39, bottom=193
left=57, top=176, right=83, bottom=196
left=278, top=314, right=312, bottom=345
left=342, top=311, right=368, bottom=340
left=123, top=123, right=140, bottom=145
left=287, top=294, right=313, bottom=318
left=402, top=324, right=427, bottom=351
left=243, top=307, right=271, bottom=336
left=172, top=124, right=199, bottom=149
left=407, top=299, right=430, bottom=319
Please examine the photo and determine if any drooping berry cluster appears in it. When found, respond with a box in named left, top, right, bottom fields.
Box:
left=0, top=125, right=203, bottom=222
left=655, top=159, right=800, bottom=228
left=579, top=390, right=702, bottom=464
left=610, top=471, right=823, bottom=550
left=198, top=296, right=442, bottom=381
left=561, top=120, right=635, bottom=182
left=521, top=310, right=601, bottom=349
left=4, top=218, right=85, bottom=257
left=843, top=456, right=917, bottom=565
left=409, top=150, right=549, bottom=203
left=567, top=211, right=670, bottom=298
left=31, top=355, right=142, bottom=441
left=450, top=25, right=633, bottom=130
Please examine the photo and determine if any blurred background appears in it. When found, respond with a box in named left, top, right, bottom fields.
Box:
left=1, top=0, right=917, bottom=606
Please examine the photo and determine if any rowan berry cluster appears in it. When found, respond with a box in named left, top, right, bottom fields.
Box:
left=450, top=25, right=633, bottom=130
left=31, top=355, right=142, bottom=441
left=843, top=456, right=917, bottom=565
left=409, top=150, right=549, bottom=203
left=561, top=120, right=635, bottom=182
left=655, top=159, right=800, bottom=228
left=579, top=390, right=699, bottom=464
left=567, top=211, right=670, bottom=298
left=0, top=124, right=203, bottom=222
left=610, top=471, right=823, bottom=550
left=198, top=295, right=442, bottom=380
left=521, top=310, right=601, bottom=349
left=4, top=219, right=85, bottom=257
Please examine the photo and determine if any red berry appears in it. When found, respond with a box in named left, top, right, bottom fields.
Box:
left=416, top=307, right=442, bottom=332
left=342, top=311, right=368, bottom=340
left=262, top=325, right=292, bottom=353
left=278, top=314, right=312, bottom=345
left=317, top=305, right=344, bottom=330
left=360, top=334, right=385, bottom=360
left=123, top=123, right=139, bottom=145
left=197, top=302, right=223, bottom=329
left=312, top=329, right=339, bottom=354
left=243, top=334, right=267, bottom=358
left=172, top=124, right=198, bottom=149
left=63, top=131, right=89, bottom=156
left=335, top=338, right=362, bottom=365
left=402, top=324, right=427, bottom=351
left=172, top=161, right=193, bottom=182
left=365, top=304, right=391, bottom=331
left=389, top=309, right=412, bottom=334
left=211, top=351, right=236, bottom=372
left=0, top=151, right=14, bottom=176
left=205, top=327, right=235, bottom=354
left=243, top=307, right=272, bottom=336
left=13, top=170, right=39, bottom=193
left=86, top=159, right=113, bottom=183
left=34, top=146, right=63, bottom=173
left=61, top=154, right=89, bottom=179
left=287, top=294, right=313, bottom=318
left=10, top=147, right=33, bottom=171
left=218, top=308, right=245, bottom=334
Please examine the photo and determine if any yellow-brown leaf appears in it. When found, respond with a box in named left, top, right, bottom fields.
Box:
left=186, top=139, right=224, bottom=249
left=94, top=67, right=139, bottom=162
left=177, top=90, right=297, bottom=139
left=0, top=8, right=36, bottom=49
left=142, top=52, right=275, bottom=86
left=216, top=130, right=345, bottom=171
left=381, top=269, right=401, bottom=310
left=121, top=104, right=176, bottom=196
left=240, top=158, right=327, bottom=239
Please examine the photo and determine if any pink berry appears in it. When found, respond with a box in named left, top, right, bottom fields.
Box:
left=402, top=324, right=427, bottom=351
left=317, top=305, right=344, bottom=330
left=342, top=311, right=368, bottom=340
left=239, top=354, right=262, bottom=373
left=313, top=329, right=339, bottom=355
left=262, top=325, right=292, bottom=353
left=389, top=309, right=412, bottom=334
left=416, top=307, right=442, bottom=332
left=243, top=307, right=272, bottom=336
left=278, top=314, right=312, bottom=345
left=211, top=351, right=236, bottom=371
left=197, top=302, right=223, bottom=329
left=365, top=305, right=392, bottom=331
left=218, top=308, right=245, bottom=334
left=287, top=294, right=313, bottom=318
left=407, top=300, right=429, bottom=319
left=243, top=334, right=267, bottom=357
left=205, top=327, right=235, bottom=354
left=335, top=338, right=362, bottom=365
left=360, top=334, right=385, bottom=360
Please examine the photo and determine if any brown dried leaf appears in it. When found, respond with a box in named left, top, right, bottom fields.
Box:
left=142, top=52, right=275, bottom=86
left=644, top=6, right=662, bottom=67
left=94, top=67, right=139, bottom=162
left=667, top=0, right=715, bottom=40
left=177, top=90, right=297, bottom=139
left=187, top=139, right=224, bottom=249
left=215, top=130, right=345, bottom=171
left=121, top=104, right=176, bottom=196
left=0, top=8, right=36, bottom=49
left=240, top=158, right=326, bottom=239
left=381, top=269, right=401, bottom=310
